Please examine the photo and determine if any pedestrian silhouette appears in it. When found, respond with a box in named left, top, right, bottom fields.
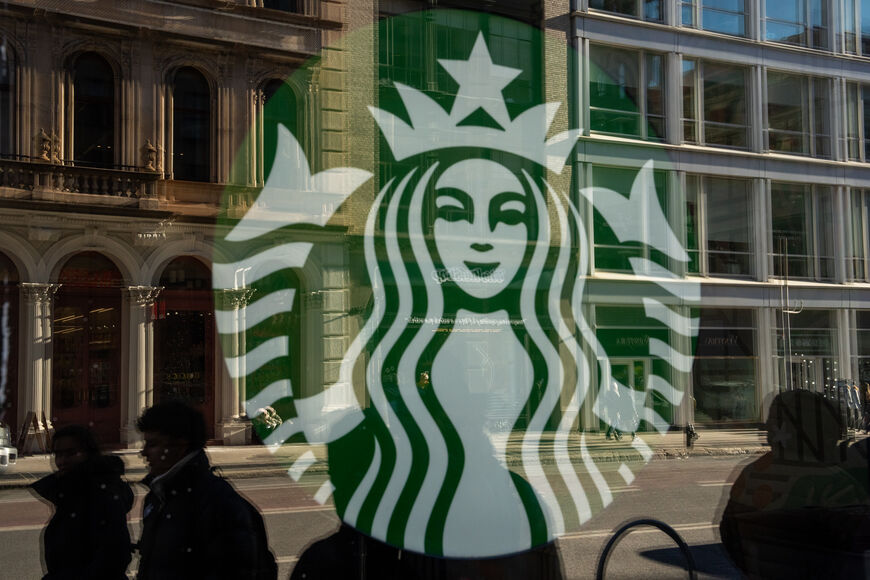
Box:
left=135, top=400, right=277, bottom=579
left=719, top=390, right=870, bottom=579
left=31, top=424, right=134, bottom=579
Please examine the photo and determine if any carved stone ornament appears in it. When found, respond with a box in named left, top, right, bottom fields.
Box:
left=21, top=283, right=61, bottom=303
left=142, top=139, right=158, bottom=171
left=124, top=285, right=164, bottom=306
left=219, top=287, right=256, bottom=310
left=36, top=129, right=51, bottom=161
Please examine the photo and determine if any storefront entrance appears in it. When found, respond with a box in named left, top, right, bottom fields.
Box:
left=52, top=253, right=122, bottom=444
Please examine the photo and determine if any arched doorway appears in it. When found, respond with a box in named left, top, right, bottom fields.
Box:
left=53, top=252, right=122, bottom=444
left=155, top=257, right=216, bottom=438
left=0, top=252, right=19, bottom=434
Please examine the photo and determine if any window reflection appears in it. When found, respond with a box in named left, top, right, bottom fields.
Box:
left=71, top=53, right=114, bottom=168
left=172, top=67, right=210, bottom=182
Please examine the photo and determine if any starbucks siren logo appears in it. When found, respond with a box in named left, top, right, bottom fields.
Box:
left=216, top=20, right=699, bottom=558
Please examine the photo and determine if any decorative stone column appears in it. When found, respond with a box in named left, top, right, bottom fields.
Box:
left=120, top=286, right=162, bottom=445
left=218, top=288, right=256, bottom=444
left=19, top=283, right=60, bottom=450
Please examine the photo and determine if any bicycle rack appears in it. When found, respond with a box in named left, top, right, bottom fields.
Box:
left=596, top=518, right=698, bottom=580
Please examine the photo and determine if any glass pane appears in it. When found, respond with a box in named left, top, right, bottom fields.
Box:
left=685, top=175, right=701, bottom=273
left=173, top=67, right=210, bottom=182
left=703, top=7, right=746, bottom=36
left=706, top=177, right=752, bottom=276
left=589, top=0, right=639, bottom=18
left=864, top=85, right=870, bottom=159
left=703, top=62, right=747, bottom=147
left=816, top=187, right=835, bottom=279
left=767, top=71, right=807, bottom=154
left=682, top=59, right=698, bottom=142
left=682, top=2, right=696, bottom=26
left=810, top=0, right=828, bottom=48
left=863, top=0, right=870, bottom=53
left=846, top=83, right=860, bottom=160
left=813, top=78, right=831, bottom=158
left=771, top=183, right=810, bottom=278
left=590, top=45, right=639, bottom=113
left=646, top=54, right=665, bottom=140
left=845, top=0, right=858, bottom=53
left=644, top=0, right=663, bottom=21
left=73, top=53, right=114, bottom=167
left=0, top=43, right=10, bottom=157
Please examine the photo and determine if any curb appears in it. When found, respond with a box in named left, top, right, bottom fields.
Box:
left=0, top=445, right=765, bottom=490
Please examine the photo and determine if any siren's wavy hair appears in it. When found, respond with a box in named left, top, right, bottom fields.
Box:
left=335, top=151, right=615, bottom=554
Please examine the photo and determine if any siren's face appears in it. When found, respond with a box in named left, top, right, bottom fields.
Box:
left=432, top=159, right=531, bottom=299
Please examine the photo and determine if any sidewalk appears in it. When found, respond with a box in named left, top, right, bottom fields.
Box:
left=0, top=427, right=778, bottom=489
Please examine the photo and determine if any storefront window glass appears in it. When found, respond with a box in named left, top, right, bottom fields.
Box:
left=53, top=252, right=122, bottom=444
left=692, top=309, right=756, bottom=423
left=774, top=309, right=838, bottom=393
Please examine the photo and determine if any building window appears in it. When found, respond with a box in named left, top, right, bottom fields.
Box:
left=589, top=45, right=665, bottom=142
left=692, top=309, right=757, bottom=423
left=588, top=0, right=663, bottom=22
left=0, top=42, right=13, bottom=157
left=766, top=71, right=831, bottom=158
left=774, top=309, right=838, bottom=393
left=842, top=0, right=870, bottom=55
left=172, top=67, right=210, bottom=182
left=682, top=59, right=750, bottom=149
left=858, top=311, right=870, bottom=385
left=765, top=0, right=829, bottom=49
left=686, top=175, right=754, bottom=278
left=848, top=189, right=870, bottom=281
left=592, top=165, right=669, bottom=272
left=680, top=0, right=748, bottom=37
left=72, top=53, right=115, bottom=167
left=770, top=182, right=835, bottom=281
left=845, top=82, right=870, bottom=162
left=263, top=0, right=301, bottom=11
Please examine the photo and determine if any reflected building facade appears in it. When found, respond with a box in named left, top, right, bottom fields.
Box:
left=0, top=0, right=868, bottom=446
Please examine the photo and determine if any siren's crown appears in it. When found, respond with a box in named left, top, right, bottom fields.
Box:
left=368, top=33, right=582, bottom=174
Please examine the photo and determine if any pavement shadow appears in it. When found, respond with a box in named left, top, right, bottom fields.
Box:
left=639, top=543, right=740, bottom=578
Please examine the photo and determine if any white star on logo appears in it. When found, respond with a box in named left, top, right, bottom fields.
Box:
left=438, top=32, right=522, bottom=129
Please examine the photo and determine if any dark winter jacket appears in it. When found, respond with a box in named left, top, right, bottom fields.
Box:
left=136, top=449, right=276, bottom=580
left=31, top=455, right=134, bottom=580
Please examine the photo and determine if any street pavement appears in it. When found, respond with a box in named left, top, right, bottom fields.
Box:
left=0, top=426, right=772, bottom=488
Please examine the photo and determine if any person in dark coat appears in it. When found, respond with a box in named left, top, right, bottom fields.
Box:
left=31, top=425, right=134, bottom=580
left=719, top=390, right=870, bottom=579
left=135, top=401, right=277, bottom=580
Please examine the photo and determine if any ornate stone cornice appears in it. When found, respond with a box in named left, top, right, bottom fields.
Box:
left=123, top=285, right=163, bottom=306
left=21, top=283, right=61, bottom=303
